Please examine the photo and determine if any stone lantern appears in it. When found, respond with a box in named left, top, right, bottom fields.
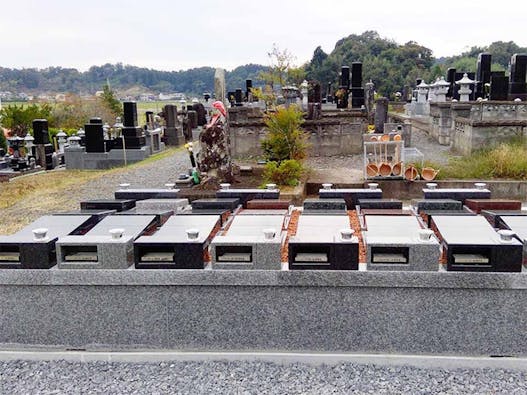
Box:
left=24, top=134, right=34, bottom=158
left=435, top=77, right=450, bottom=102
left=456, top=73, right=474, bottom=102
left=428, top=78, right=439, bottom=102
left=300, top=80, right=309, bottom=110
left=56, top=130, right=67, bottom=153
left=67, top=135, right=81, bottom=147
left=416, top=80, right=429, bottom=103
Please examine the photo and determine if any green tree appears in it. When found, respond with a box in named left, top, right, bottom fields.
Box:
left=261, top=105, right=308, bottom=163
left=100, top=83, right=122, bottom=118
left=0, top=103, right=53, bottom=136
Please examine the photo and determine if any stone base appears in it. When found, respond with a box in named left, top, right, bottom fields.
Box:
left=0, top=270, right=527, bottom=355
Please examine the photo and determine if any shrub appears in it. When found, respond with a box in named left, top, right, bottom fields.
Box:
left=0, top=127, right=7, bottom=151
left=261, top=105, right=308, bottom=163
left=262, top=159, right=303, bottom=186
left=439, top=138, right=527, bottom=180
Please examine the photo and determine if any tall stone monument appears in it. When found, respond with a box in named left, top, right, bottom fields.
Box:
left=214, top=68, right=227, bottom=106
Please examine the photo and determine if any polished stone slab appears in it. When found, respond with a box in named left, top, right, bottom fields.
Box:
left=303, top=198, right=346, bottom=211
left=481, top=210, right=527, bottom=228
left=114, top=188, right=180, bottom=200
left=432, top=215, right=522, bottom=272
left=363, top=215, right=440, bottom=271
left=191, top=198, right=240, bottom=211
left=422, top=188, right=491, bottom=203
left=216, top=189, right=280, bottom=208
left=246, top=199, right=291, bottom=210
left=464, top=199, right=522, bottom=214
left=135, top=199, right=189, bottom=212
left=80, top=199, right=136, bottom=212
left=358, top=199, right=402, bottom=210
left=85, top=215, right=157, bottom=238
left=115, top=209, right=173, bottom=227
left=411, top=199, right=463, bottom=213
left=420, top=208, right=475, bottom=227
left=319, top=188, right=382, bottom=209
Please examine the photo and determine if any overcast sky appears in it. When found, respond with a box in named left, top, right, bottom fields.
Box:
left=1, top=0, right=526, bottom=71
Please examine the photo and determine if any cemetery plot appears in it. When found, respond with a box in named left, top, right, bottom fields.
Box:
left=211, top=215, right=285, bottom=270
left=288, top=215, right=358, bottom=270
left=363, top=215, right=440, bottom=271
left=432, top=215, right=523, bottom=272
left=134, top=215, right=220, bottom=269
left=56, top=215, right=157, bottom=269
left=0, top=215, right=93, bottom=269
left=419, top=208, right=476, bottom=228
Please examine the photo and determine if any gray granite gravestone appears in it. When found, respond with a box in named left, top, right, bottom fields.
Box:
left=211, top=215, right=285, bottom=270
left=363, top=215, right=440, bottom=271
left=56, top=215, right=157, bottom=269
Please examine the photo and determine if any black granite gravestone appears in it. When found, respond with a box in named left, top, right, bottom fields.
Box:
left=123, top=102, right=138, bottom=127
left=187, top=110, right=198, bottom=129
left=118, top=102, right=146, bottom=149
left=163, top=105, right=178, bottom=127
left=351, top=62, right=362, bottom=87
left=490, top=74, right=509, bottom=100
left=84, top=123, right=105, bottom=153
left=475, top=52, right=491, bottom=98
left=192, top=103, right=207, bottom=126
left=235, top=89, right=243, bottom=106
left=446, top=69, right=456, bottom=98
left=89, top=117, right=103, bottom=124
left=0, top=215, right=93, bottom=269
left=32, top=119, right=50, bottom=145
left=509, top=53, right=527, bottom=99
left=340, top=66, right=350, bottom=88
left=245, top=79, right=252, bottom=100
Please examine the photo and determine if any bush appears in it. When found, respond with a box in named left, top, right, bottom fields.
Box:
left=0, top=127, right=7, bottom=151
left=261, top=105, right=308, bottom=163
left=262, top=159, right=303, bottom=186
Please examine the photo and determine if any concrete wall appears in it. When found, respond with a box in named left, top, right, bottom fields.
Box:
left=1, top=270, right=526, bottom=356
left=228, top=108, right=368, bottom=158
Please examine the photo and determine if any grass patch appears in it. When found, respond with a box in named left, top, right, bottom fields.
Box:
left=442, top=139, right=527, bottom=180
left=417, top=138, right=527, bottom=180
left=0, top=147, right=184, bottom=236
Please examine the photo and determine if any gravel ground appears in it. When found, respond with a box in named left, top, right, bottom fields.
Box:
left=1, top=360, right=526, bottom=394
left=305, top=129, right=453, bottom=183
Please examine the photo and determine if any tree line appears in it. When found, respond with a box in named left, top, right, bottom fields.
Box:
left=0, top=31, right=525, bottom=98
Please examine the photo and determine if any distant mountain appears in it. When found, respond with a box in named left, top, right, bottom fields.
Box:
left=0, top=63, right=269, bottom=97
left=1, top=32, right=525, bottom=99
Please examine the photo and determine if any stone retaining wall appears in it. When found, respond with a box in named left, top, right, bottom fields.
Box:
left=0, top=270, right=526, bottom=356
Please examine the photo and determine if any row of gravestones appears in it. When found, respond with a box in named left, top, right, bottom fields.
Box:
left=412, top=53, right=527, bottom=102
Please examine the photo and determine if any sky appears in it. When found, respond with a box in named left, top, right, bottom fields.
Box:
left=1, top=0, right=526, bottom=72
